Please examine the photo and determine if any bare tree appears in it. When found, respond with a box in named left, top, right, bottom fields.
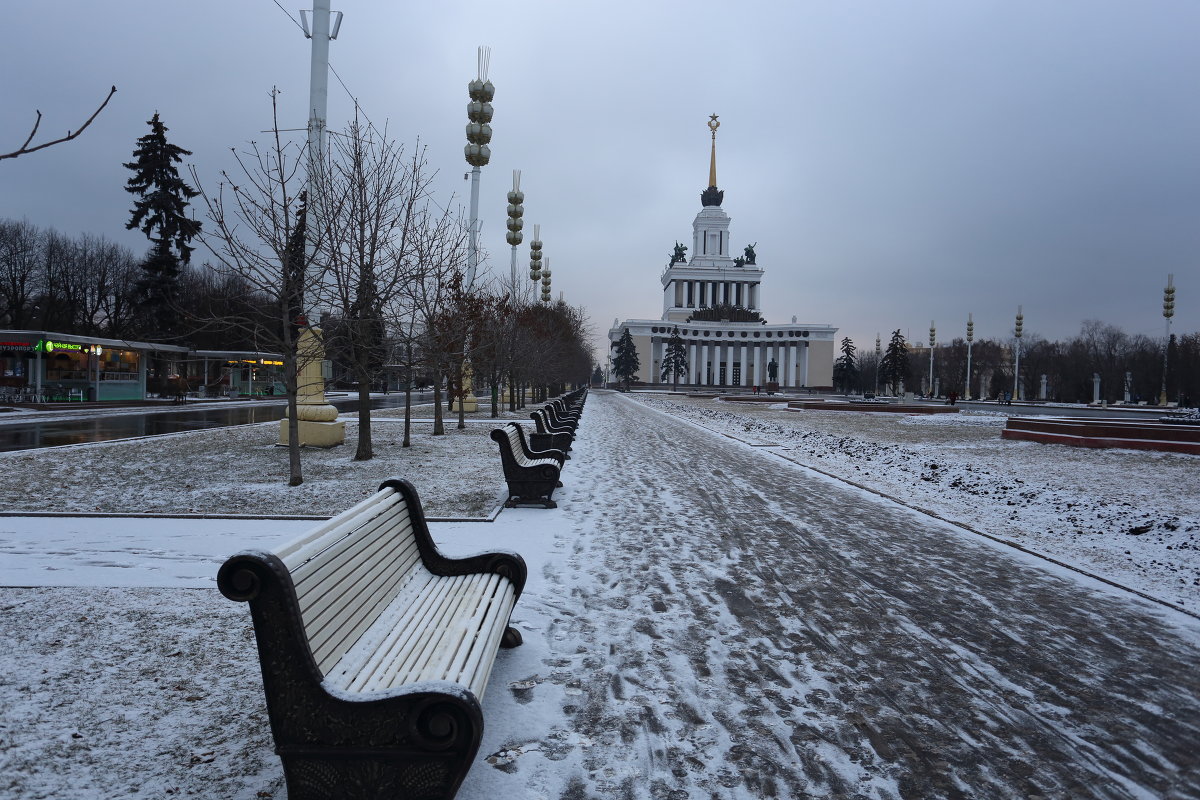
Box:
left=402, top=208, right=470, bottom=437
left=191, top=91, right=327, bottom=486
left=312, top=123, right=435, bottom=460
left=1, top=86, right=116, bottom=161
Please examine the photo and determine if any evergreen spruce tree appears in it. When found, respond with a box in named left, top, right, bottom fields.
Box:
left=611, top=328, right=640, bottom=391
left=879, top=329, right=910, bottom=396
left=660, top=325, right=689, bottom=390
left=833, top=336, right=859, bottom=394
left=124, top=112, right=201, bottom=337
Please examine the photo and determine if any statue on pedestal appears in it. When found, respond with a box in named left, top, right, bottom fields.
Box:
left=669, top=242, right=688, bottom=265
left=744, top=242, right=757, bottom=265
left=768, top=358, right=778, bottom=380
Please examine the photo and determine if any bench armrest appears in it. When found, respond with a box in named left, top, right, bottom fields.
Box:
left=378, top=478, right=528, bottom=597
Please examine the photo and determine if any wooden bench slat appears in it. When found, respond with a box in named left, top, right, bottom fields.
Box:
left=334, top=572, right=461, bottom=693
left=277, top=488, right=403, bottom=569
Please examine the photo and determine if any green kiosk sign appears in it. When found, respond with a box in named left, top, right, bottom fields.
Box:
left=34, top=339, right=84, bottom=353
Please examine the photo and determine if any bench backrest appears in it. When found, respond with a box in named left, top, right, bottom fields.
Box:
left=272, top=485, right=422, bottom=676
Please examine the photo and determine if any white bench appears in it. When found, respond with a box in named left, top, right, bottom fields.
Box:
left=490, top=423, right=564, bottom=508
left=218, top=477, right=526, bottom=800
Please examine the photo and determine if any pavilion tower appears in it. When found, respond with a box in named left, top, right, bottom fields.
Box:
left=661, top=115, right=764, bottom=318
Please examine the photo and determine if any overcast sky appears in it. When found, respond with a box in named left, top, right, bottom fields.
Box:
left=4, top=1, right=1198, bottom=360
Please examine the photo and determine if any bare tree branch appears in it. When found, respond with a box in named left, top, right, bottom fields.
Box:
left=1, top=86, right=117, bottom=161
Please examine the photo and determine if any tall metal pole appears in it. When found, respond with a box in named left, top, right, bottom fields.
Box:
left=965, top=312, right=974, bottom=400
left=1012, top=305, right=1024, bottom=402
left=873, top=331, right=883, bottom=398
left=464, top=46, right=493, bottom=292
left=1161, top=273, right=1175, bottom=405
left=282, top=0, right=343, bottom=446
left=928, top=321, right=935, bottom=397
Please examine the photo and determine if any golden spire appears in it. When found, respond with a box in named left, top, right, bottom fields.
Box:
left=707, top=113, right=720, bottom=188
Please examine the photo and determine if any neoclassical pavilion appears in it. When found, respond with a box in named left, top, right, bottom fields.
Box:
left=609, top=116, right=836, bottom=390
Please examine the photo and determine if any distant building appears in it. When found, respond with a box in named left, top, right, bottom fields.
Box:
left=608, top=117, right=836, bottom=389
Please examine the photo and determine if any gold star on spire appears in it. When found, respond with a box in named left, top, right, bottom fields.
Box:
left=707, top=114, right=720, bottom=188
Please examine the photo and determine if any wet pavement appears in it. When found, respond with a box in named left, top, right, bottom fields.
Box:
left=0, top=393, right=431, bottom=452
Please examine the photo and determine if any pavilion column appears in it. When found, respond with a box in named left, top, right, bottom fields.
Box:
left=739, top=344, right=748, bottom=387
left=801, top=343, right=810, bottom=386
left=752, top=344, right=761, bottom=387
left=688, top=342, right=697, bottom=384
left=701, top=343, right=710, bottom=385
left=725, top=343, right=735, bottom=387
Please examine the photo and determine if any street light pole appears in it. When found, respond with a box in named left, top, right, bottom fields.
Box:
left=1012, top=305, right=1024, bottom=401
left=281, top=0, right=344, bottom=447
left=458, top=46, right=494, bottom=415
left=928, top=321, right=935, bottom=398
left=965, top=313, right=974, bottom=401
left=874, top=332, right=880, bottom=396
left=1161, top=273, right=1175, bottom=405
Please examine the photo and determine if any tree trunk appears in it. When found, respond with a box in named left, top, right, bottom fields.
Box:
left=432, top=376, right=444, bottom=435
left=456, top=363, right=466, bottom=430
left=403, top=382, right=412, bottom=447
left=285, top=390, right=302, bottom=486
left=353, top=382, right=372, bottom=460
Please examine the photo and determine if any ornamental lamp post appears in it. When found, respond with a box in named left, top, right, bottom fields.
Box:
left=1161, top=273, right=1175, bottom=405
left=457, top=47, right=494, bottom=415
left=540, top=257, right=552, bottom=303
left=506, top=170, right=523, bottom=292
left=928, top=321, right=936, bottom=398
left=529, top=225, right=543, bottom=287
left=965, top=313, right=974, bottom=400
left=464, top=46, right=493, bottom=290
left=874, top=332, right=881, bottom=396
left=1013, top=305, right=1024, bottom=401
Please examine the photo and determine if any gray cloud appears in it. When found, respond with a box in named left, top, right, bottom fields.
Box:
left=3, top=0, right=1197, bottom=359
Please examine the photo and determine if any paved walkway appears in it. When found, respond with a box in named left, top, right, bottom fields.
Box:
left=475, top=391, right=1200, bottom=799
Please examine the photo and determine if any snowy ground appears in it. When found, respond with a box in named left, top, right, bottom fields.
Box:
left=633, top=394, right=1200, bottom=614
left=0, top=410, right=524, bottom=519
left=2, top=393, right=1199, bottom=799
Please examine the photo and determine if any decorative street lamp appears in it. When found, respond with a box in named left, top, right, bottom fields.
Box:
left=1161, top=273, right=1175, bottom=405
left=540, top=256, right=552, bottom=303
left=874, top=333, right=881, bottom=396
left=928, top=321, right=936, bottom=398
left=529, top=225, right=543, bottom=286
left=464, top=46, right=493, bottom=289
left=1012, top=305, right=1024, bottom=401
left=458, top=46, right=494, bottom=414
left=965, top=313, right=974, bottom=400
left=506, top=170, right=523, bottom=292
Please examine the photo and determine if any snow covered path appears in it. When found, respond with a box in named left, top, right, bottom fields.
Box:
left=485, top=392, right=1200, bottom=799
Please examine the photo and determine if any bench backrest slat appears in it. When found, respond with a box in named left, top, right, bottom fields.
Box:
left=285, top=494, right=424, bottom=675
left=276, top=488, right=401, bottom=569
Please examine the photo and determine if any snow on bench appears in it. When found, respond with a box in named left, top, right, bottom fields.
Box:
left=217, top=477, right=526, bottom=800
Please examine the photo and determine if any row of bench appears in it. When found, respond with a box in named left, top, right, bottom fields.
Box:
left=489, top=387, right=587, bottom=509
left=218, top=388, right=586, bottom=800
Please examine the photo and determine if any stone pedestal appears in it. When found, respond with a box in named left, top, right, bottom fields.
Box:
left=278, top=328, right=344, bottom=448
left=452, top=362, right=479, bottom=413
